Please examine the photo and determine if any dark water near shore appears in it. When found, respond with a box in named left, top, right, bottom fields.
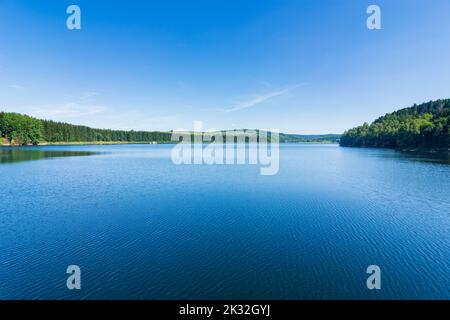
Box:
left=0, top=148, right=96, bottom=164
left=0, top=144, right=449, bottom=299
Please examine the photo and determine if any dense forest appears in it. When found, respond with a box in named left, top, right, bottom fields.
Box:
left=41, top=119, right=172, bottom=143
left=0, top=112, right=43, bottom=145
left=0, top=112, right=339, bottom=145
left=0, top=112, right=173, bottom=145
left=340, top=99, right=450, bottom=150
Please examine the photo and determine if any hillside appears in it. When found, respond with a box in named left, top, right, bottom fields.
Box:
left=280, top=133, right=340, bottom=143
left=0, top=112, right=339, bottom=145
left=0, top=112, right=172, bottom=145
left=340, top=99, right=450, bottom=150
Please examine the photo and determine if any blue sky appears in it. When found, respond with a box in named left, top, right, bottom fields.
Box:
left=1, top=0, right=449, bottom=133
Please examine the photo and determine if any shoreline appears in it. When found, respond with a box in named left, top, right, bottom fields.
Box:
left=1, top=141, right=164, bottom=147
left=1, top=141, right=339, bottom=147
left=398, top=147, right=450, bottom=154
left=340, top=144, right=450, bottom=154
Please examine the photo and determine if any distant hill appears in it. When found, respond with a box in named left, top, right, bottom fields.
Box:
left=215, top=130, right=340, bottom=143
left=340, top=99, right=450, bottom=150
left=280, top=133, right=341, bottom=143
left=0, top=112, right=339, bottom=145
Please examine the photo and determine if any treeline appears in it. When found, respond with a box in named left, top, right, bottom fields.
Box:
left=0, top=112, right=172, bottom=145
left=280, top=133, right=341, bottom=143
left=340, top=99, right=450, bottom=149
left=1, top=111, right=342, bottom=146
left=0, top=112, right=42, bottom=145
left=0, top=113, right=286, bottom=145
left=41, top=119, right=172, bottom=143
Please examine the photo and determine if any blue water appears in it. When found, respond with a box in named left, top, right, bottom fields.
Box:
left=0, top=144, right=449, bottom=299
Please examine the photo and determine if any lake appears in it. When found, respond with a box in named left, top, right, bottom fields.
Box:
left=0, top=144, right=449, bottom=299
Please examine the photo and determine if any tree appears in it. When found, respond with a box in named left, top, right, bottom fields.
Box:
left=0, top=112, right=43, bottom=145
left=340, top=99, right=450, bottom=150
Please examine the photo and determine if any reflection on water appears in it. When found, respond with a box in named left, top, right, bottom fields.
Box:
left=398, top=150, right=450, bottom=164
left=375, top=149, right=450, bottom=165
left=0, top=148, right=96, bottom=164
left=338, top=146, right=450, bottom=165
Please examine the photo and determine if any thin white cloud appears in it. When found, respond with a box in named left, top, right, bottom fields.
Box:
left=29, top=102, right=108, bottom=120
left=79, top=91, right=98, bottom=100
left=224, top=83, right=304, bottom=113
left=9, top=84, right=25, bottom=90
left=244, top=75, right=273, bottom=89
left=257, top=80, right=273, bottom=89
left=95, top=110, right=183, bottom=131
left=14, top=101, right=181, bottom=131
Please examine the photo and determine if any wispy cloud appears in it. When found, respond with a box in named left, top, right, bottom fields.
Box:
left=102, top=112, right=183, bottom=131
left=9, top=84, right=25, bottom=90
left=257, top=80, right=273, bottom=89
left=224, top=83, right=304, bottom=113
left=79, top=91, right=98, bottom=100
left=248, top=76, right=273, bottom=89
left=29, top=102, right=108, bottom=120
left=25, top=103, right=181, bottom=131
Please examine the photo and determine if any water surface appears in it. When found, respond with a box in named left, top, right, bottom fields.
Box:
left=0, top=147, right=97, bottom=164
left=0, top=144, right=449, bottom=299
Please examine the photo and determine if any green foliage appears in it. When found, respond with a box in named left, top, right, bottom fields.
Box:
left=340, top=99, right=450, bottom=149
left=0, top=112, right=42, bottom=145
left=40, top=119, right=173, bottom=143
left=280, top=133, right=341, bottom=143
left=0, top=112, right=341, bottom=146
left=0, top=112, right=173, bottom=145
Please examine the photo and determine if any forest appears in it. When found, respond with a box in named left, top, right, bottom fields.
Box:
left=340, top=99, right=450, bottom=149
left=40, top=119, right=172, bottom=143
left=0, top=112, right=43, bottom=145
left=0, top=112, right=339, bottom=145
left=4, top=100, right=449, bottom=148
left=0, top=112, right=173, bottom=145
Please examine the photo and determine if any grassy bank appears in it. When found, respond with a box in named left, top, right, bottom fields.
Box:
left=1, top=140, right=340, bottom=147
left=39, top=141, right=160, bottom=146
left=0, top=140, right=162, bottom=146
